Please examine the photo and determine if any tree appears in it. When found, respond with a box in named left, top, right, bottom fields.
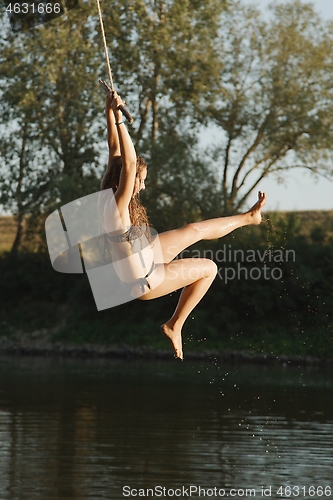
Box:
left=101, top=0, right=227, bottom=136
left=1, top=0, right=230, bottom=244
left=97, top=0, right=229, bottom=224
left=142, top=127, right=221, bottom=230
left=204, top=0, right=333, bottom=213
left=0, top=13, right=57, bottom=251
left=100, top=0, right=227, bottom=170
left=0, top=4, right=106, bottom=250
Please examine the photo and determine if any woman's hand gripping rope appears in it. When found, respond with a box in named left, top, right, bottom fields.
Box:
left=110, top=92, right=127, bottom=125
left=99, top=79, right=134, bottom=123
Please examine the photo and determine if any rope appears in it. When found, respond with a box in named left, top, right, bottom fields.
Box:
left=95, top=0, right=114, bottom=90
left=94, top=0, right=134, bottom=123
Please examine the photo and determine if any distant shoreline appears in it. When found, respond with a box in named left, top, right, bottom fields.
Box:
left=0, top=333, right=331, bottom=366
left=2, top=209, right=333, bottom=253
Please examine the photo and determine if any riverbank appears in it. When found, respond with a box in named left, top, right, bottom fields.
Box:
left=0, top=328, right=331, bottom=366
left=2, top=211, right=333, bottom=363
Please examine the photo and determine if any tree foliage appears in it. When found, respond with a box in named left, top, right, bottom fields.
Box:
left=0, top=0, right=228, bottom=248
left=0, top=4, right=105, bottom=249
left=205, top=0, right=333, bottom=212
left=100, top=0, right=227, bottom=144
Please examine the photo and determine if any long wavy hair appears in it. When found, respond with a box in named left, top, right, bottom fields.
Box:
left=101, top=155, right=150, bottom=229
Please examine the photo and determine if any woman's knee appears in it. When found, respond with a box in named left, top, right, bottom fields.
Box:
left=186, top=222, right=202, bottom=238
left=194, top=258, right=217, bottom=279
left=205, top=259, right=218, bottom=278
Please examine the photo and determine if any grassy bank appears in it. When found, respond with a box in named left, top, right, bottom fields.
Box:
left=1, top=211, right=333, bottom=360
left=0, top=216, right=17, bottom=253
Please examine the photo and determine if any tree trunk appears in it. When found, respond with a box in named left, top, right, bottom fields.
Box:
left=11, top=122, right=28, bottom=253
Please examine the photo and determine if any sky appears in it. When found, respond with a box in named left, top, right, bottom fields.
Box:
left=239, top=0, right=333, bottom=211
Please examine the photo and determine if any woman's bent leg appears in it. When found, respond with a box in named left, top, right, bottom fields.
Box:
left=157, top=191, right=266, bottom=263
left=161, top=273, right=216, bottom=360
left=139, top=258, right=218, bottom=359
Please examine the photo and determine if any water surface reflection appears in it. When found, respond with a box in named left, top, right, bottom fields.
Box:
left=0, top=356, right=332, bottom=499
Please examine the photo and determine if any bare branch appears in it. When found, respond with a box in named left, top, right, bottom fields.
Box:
left=230, top=111, right=272, bottom=197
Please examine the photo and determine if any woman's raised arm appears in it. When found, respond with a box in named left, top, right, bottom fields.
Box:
left=111, top=93, right=137, bottom=214
left=106, top=94, right=121, bottom=164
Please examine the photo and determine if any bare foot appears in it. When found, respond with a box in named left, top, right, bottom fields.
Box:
left=161, top=324, right=183, bottom=360
left=246, top=191, right=266, bottom=225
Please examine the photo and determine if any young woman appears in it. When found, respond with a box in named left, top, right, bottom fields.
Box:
left=100, top=93, right=266, bottom=360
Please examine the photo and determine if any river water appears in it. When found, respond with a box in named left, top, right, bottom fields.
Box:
left=0, top=356, right=332, bottom=499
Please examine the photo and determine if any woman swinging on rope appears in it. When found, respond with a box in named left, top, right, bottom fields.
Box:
left=100, top=92, right=266, bottom=360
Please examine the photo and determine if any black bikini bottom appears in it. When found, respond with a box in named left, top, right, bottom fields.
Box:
left=121, top=261, right=155, bottom=295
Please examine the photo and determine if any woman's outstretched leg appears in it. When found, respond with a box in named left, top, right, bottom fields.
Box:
left=157, top=191, right=266, bottom=263
left=140, top=192, right=266, bottom=359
